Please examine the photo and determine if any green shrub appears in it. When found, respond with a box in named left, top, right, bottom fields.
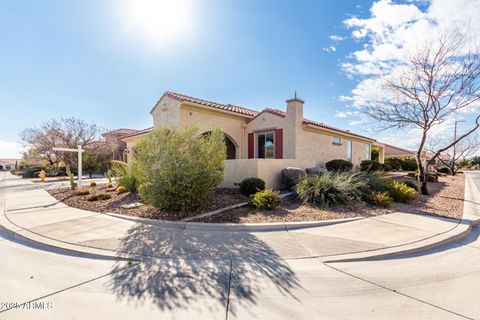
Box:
left=360, top=160, right=384, bottom=172
left=111, top=160, right=137, bottom=193
left=250, top=189, right=281, bottom=210
left=239, top=177, right=265, bottom=196
left=385, top=157, right=418, bottom=171
left=75, top=188, right=91, bottom=196
left=22, top=166, right=43, bottom=178
left=401, top=180, right=418, bottom=191
left=134, top=127, right=226, bottom=213
left=295, top=171, right=367, bottom=206
left=325, top=159, right=353, bottom=172
left=90, top=181, right=97, bottom=187
left=363, top=172, right=392, bottom=193
left=387, top=180, right=417, bottom=203
left=371, top=191, right=393, bottom=208
left=87, top=193, right=112, bottom=201
left=436, top=166, right=451, bottom=174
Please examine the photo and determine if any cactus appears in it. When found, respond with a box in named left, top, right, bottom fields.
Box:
left=105, top=169, right=112, bottom=184
left=65, top=164, right=77, bottom=190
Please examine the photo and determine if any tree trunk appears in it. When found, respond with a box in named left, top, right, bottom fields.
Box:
left=416, top=132, right=429, bottom=195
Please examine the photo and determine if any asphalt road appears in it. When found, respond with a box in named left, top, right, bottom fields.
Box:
left=1, top=222, right=479, bottom=320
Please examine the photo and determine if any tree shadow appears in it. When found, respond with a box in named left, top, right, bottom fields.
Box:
left=105, top=223, right=301, bottom=315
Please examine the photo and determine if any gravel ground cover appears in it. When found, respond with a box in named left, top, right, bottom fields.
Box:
left=47, top=174, right=464, bottom=223
left=47, top=184, right=248, bottom=220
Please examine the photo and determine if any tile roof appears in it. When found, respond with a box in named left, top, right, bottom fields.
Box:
left=153, top=91, right=259, bottom=117
left=144, top=91, right=377, bottom=141
left=250, top=108, right=375, bottom=141
left=103, top=128, right=143, bottom=137
left=120, top=127, right=154, bottom=139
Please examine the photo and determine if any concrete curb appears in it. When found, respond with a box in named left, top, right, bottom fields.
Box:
left=102, top=208, right=365, bottom=232
left=324, top=172, right=480, bottom=263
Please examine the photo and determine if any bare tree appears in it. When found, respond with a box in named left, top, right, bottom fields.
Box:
left=20, top=117, right=104, bottom=167
left=366, top=31, right=480, bottom=194
left=426, top=133, right=480, bottom=175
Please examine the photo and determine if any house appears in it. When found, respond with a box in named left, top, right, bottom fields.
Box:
left=0, top=159, right=21, bottom=171
left=121, top=91, right=385, bottom=188
left=384, top=143, right=453, bottom=167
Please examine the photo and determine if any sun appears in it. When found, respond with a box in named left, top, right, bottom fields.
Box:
left=121, top=0, right=194, bottom=45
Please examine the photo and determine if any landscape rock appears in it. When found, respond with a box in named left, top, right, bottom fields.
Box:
left=281, top=167, right=306, bottom=189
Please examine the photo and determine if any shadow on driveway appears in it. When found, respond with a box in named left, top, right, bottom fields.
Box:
left=106, top=223, right=301, bottom=314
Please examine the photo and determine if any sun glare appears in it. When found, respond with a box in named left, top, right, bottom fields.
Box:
left=122, top=0, right=194, bottom=45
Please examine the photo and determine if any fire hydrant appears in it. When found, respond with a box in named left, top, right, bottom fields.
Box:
left=39, top=170, right=46, bottom=183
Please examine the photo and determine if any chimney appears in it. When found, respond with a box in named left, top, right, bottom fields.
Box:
left=284, top=92, right=304, bottom=159
left=286, top=91, right=304, bottom=124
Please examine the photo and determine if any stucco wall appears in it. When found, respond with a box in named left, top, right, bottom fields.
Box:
left=151, top=96, right=182, bottom=128
left=296, top=127, right=373, bottom=168
left=221, top=158, right=315, bottom=189
left=179, top=104, right=247, bottom=159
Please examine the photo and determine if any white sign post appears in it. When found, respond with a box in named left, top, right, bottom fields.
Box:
left=53, top=145, right=84, bottom=187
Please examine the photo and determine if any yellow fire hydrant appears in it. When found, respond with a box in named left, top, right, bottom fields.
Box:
left=39, top=170, right=46, bottom=183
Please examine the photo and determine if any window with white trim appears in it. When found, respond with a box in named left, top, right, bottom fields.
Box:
left=257, top=132, right=275, bottom=159
left=347, top=140, right=352, bottom=162
left=365, top=144, right=371, bottom=160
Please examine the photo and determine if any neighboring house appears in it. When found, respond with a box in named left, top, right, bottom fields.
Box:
left=384, top=144, right=452, bottom=167
left=384, top=144, right=416, bottom=158
left=0, top=159, right=21, bottom=171
left=121, top=91, right=385, bottom=188
left=85, top=128, right=143, bottom=163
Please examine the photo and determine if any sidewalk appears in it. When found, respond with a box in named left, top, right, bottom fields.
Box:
left=1, top=171, right=479, bottom=261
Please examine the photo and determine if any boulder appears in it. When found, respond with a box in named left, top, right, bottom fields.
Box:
left=281, top=167, right=306, bottom=189
left=305, top=166, right=327, bottom=175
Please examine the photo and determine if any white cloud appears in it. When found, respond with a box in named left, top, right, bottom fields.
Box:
left=348, top=119, right=365, bottom=126
left=334, top=111, right=359, bottom=118
left=323, top=46, right=336, bottom=52
left=0, top=140, right=25, bottom=159
left=330, top=35, right=346, bottom=42
left=340, top=0, right=480, bottom=144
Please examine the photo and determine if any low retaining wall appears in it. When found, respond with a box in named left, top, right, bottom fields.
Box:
left=220, top=159, right=315, bottom=189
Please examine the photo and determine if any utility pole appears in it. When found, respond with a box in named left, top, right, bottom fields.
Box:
left=453, top=120, right=465, bottom=168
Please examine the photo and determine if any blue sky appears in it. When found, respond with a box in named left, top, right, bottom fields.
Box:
left=0, top=0, right=478, bottom=158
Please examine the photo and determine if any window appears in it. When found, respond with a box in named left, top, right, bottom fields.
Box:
left=365, top=144, right=371, bottom=160
left=257, top=132, right=275, bottom=158
left=346, top=140, right=352, bottom=162
left=332, top=137, right=342, bottom=145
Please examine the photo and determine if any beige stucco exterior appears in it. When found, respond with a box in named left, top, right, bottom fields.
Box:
left=123, top=92, right=384, bottom=188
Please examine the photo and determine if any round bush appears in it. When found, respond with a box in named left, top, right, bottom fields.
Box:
left=371, top=191, right=393, bottom=208
left=75, top=188, right=91, bottom=196
left=386, top=180, right=417, bottom=203
left=90, top=181, right=97, bottom=187
left=360, top=160, right=384, bottom=172
left=239, top=177, right=265, bottom=197
left=134, top=127, right=226, bottom=214
left=87, top=193, right=111, bottom=201
left=250, top=189, right=281, bottom=210
left=436, top=166, right=451, bottom=174
left=325, top=159, right=353, bottom=172
left=401, top=180, right=418, bottom=191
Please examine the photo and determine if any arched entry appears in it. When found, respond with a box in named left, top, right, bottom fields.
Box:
left=201, top=131, right=237, bottom=159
